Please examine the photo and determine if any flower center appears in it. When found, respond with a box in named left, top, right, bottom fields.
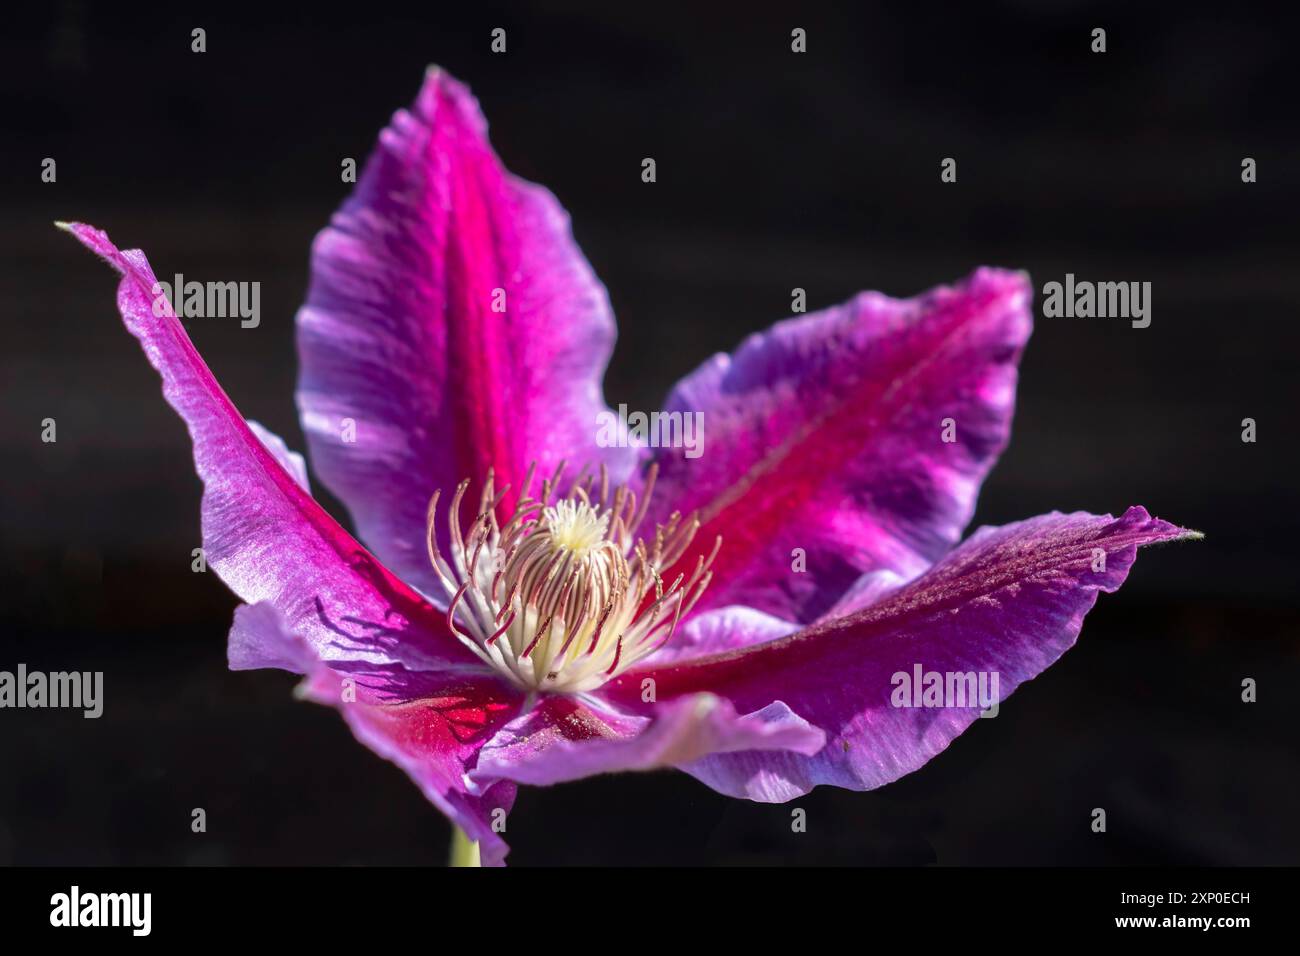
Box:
left=544, top=499, right=610, bottom=558
left=426, top=462, right=718, bottom=694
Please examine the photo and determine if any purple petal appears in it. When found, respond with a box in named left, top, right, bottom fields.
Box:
left=643, top=268, right=1033, bottom=623
left=819, top=567, right=913, bottom=620
left=62, top=222, right=478, bottom=674
left=228, top=601, right=314, bottom=673
left=470, top=693, right=823, bottom=789
left=64, top=218, right=524, bottom=858
left=605, top=507, right=1196, bottom=801
left=644, top=605, right=799, bottom=665
left=296, top=67, right=634, bottom=597
left=232, top=602, right=521, bottom=865
left=645, top=572, right=910, bottom=669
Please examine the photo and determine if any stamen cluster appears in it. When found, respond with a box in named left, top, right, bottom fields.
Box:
left=427, top=462, right=718, bottom=693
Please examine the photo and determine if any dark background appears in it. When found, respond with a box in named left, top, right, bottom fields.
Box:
left=1, top=2, right=1296, bottom=865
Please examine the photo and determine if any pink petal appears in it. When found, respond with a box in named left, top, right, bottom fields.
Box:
left=605, top=507, right=1196, bottom=801
left=61, top=222, right=479, bottom=673
left=643, top=268, right=1033, bottom=623
left=231, top=602, right=520, bottom=865
left=65, top=221, right=523, bottom=859
left=470, top=693, right=823, bottom=790
left=296, top=67, right=634, bottom=597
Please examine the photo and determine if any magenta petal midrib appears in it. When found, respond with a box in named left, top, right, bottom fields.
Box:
left=711, top=295, right=999, bottom=525
left=439, top=128, right=519, bottom=497
left=662, top=282, right=1021, bottom=589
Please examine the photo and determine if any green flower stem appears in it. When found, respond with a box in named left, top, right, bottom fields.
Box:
left=449, top=825, right=481, bottom=867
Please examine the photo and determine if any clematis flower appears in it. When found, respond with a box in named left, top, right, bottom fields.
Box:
left=61, top=66, right=1196, bottom=866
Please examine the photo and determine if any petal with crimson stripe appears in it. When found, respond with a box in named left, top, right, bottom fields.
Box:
left=296, top=68, right=635, bottom=598
left=642, top=267, right=1033, bottom=624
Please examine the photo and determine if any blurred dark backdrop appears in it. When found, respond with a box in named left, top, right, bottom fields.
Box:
left=1, top=2, right=1297, bottom=865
